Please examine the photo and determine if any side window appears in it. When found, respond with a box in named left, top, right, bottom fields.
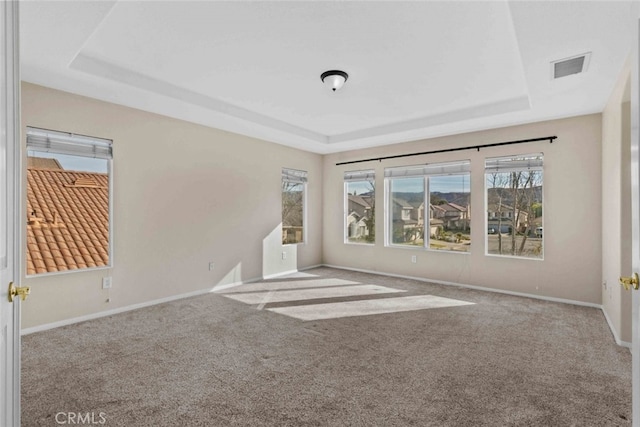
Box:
left=485, top=154, right=543, bottom=259
left=344, top=170, right=375, bottom=244
left=25, top=127, right=113, bottom=275
left=282, top=168, right=307, bottom=245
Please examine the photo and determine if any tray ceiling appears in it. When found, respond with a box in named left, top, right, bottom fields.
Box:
left=20, top=1, right=637, bottom=154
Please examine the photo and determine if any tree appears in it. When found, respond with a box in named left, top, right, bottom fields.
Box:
left=363, top=180, right=376, bottom=242
left=282, top=181, right=303, bottom=243
left=487, top=172, right=510, bottom=254
left=487, top=169, right=542, bottom=256
left=516, top=171, right=542, bottom=255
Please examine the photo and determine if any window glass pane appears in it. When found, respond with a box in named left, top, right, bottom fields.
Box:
left=390, top=177, right=424, bottom=246
left=429, top=174, right=470, bottom=252
left=486, top=169, right=543, bottom=258
left=346, top=179, right=375, bottom=244
left=26, top=150, right=110, bottom=275
left=282, top=180, right=304, bottom=244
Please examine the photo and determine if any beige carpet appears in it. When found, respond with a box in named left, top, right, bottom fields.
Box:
left=22, top=267, right=631, bottom=426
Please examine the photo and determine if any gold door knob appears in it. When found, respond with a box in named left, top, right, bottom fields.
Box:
left=619, top=273, right=640, bottom=291
left=8, top=282, right=30, bottom=302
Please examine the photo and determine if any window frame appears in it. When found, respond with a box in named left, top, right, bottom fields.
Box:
left=25, top=126, right=114, bottom=277
left=384, top=161, right=471, bottom=253
left=484, top=153, right=544, bottom=260
left=426, top=172, right=471, bottom=253
left=282, top=168, right=307, bottom=246
left=343, top=169, right=375, bottom=245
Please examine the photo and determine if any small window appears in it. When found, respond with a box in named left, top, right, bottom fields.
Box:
left=282, top=168, right=307, bottom=245
left=485, top=154, right=543, bottom=259
left=344, top=170, right=375, bottom=244
left=25, top=127, right=113, bottom=275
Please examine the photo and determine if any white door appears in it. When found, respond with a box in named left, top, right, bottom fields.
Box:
left=632, top=15, right=640, bottom=427
left=0, top=1, right=22, bottom=426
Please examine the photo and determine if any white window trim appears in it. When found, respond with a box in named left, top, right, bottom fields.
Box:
left=282, top=168, right=307, bottom=246
left=384, top=161, right=471, bottom=254
left=25, top=127, right=114, bottom=276
left=426, top=173, right=471, bottom=254
left=344, top=170, right=375, bottom=246
left=484, top=153, right=544, bottom=260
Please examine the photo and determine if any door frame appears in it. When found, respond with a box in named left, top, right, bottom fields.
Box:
left=631, top=12, right=640, bottom=427
left=1, top=1, right=22, bottom=426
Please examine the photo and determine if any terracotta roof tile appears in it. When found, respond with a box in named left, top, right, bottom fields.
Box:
left=26, top=166, right=109, bottom=275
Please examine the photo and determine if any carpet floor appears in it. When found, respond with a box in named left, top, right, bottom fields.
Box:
left=22, top=267, right=631, bottom=426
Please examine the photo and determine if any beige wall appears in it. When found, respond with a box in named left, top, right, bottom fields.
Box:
left=602, top=60, right=633, bottom=344
left=324, top=115, right=603, bottom=304
left=21, top=83, right=323, bottom=329
left=20, top=82, right=614, bottom=331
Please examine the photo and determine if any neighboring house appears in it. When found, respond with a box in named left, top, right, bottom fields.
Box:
left=347, top=194, right=373, bottom=240
left=487, top=203, right=529, bottom=234
left=346, top=212, right=370, bottom=240
left=348, top=194, right=372, bottom=218
left=393, top=198, right=414, bottom=222
left=26, top=160, right=109, bottom=275
left=430, top=204, right=447, bottom=220
left=429, top=218, right=444, bottom=238
left=27, top=157, right=63, bottom=170
left=430, top=202, right=470, bottom=230
left=391, top=198, right=422, bottom=242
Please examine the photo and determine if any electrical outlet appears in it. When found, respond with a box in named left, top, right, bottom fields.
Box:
left=411, top=255, right=417, bottom=263
left=282, top=252, right=287, bottom=260
left=209, top=262, right=215, bottom=271
left=102, top=277, right=112, bottom=289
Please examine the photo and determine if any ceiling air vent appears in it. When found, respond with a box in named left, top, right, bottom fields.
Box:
left=551, top=53, right=591, bottom=79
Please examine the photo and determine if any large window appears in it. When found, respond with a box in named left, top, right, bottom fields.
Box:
left=385, top=161, right=470, bottom=252
left=344, top=170, right=375, bottom=244
left=26, top=127, right=113, bottom=275
left=282, top=168, right=307, bottom=245
left=485, top=154, right=543, bottom=259
left=429, top=173, right=470, bottom=252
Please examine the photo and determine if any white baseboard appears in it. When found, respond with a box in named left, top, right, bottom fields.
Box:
left=322, top=264, right=635, bottom=348
left=20, top=288, right=205, bottom=335
left=262, top=265, right=324, bottom=280
left=300, top=264, right=324, bottom=271
left=262, top=269, right=300, bottom=280
left=22, top=275, right=261, bottom=335
left=322, top=263, right=603, bottom=309
left=21, top=264, right=327, bottom=335
left=24, top=263, right=630, bottom=352
left=601, top=307, right=632, bottom=349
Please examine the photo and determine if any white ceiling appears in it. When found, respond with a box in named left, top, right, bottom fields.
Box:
left=19, top=1, right=638, bottom=154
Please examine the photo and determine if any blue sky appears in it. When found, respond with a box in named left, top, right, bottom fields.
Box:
left=429, top=175, right=470, bottom=193
left=347, top=181, right=374, bottom=195
left=347, top=175, right=470, bottom=195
